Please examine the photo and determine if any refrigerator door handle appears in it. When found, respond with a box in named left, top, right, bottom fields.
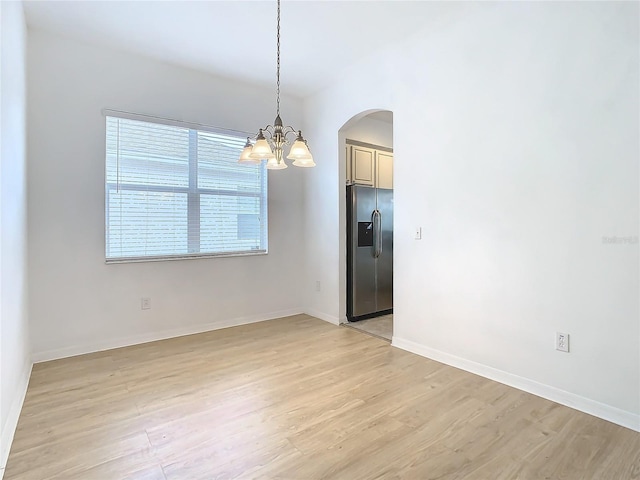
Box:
left=376, top=210, right=383, bottom=257
left=370, top=210, right=377, bottom=258
left=372, top=209, right=382, bottom=258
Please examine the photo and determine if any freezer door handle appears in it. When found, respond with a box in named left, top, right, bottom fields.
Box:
left=372, top=209, right=382, bottom=258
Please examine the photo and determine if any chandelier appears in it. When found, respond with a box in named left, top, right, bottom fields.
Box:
left=237, top=0, right=315, bottom=170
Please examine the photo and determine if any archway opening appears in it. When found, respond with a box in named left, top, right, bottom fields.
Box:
left=338, top=109, right=394, bottom=341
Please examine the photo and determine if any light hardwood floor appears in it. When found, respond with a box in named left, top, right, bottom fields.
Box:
left=4, top=314, right=639, bottom=479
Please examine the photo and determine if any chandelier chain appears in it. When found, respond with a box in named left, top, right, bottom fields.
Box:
left=276, top=0, right=281, bottom=117
left=237, top=0, right=314, bottom=168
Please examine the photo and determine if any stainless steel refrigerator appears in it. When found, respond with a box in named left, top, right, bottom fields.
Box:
left=347, top=184, right=393, bottom=321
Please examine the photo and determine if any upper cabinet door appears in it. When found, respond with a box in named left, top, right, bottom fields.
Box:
left=351, top=146, right=375, bottom=186
left=376, top=152, right=393, bottom=189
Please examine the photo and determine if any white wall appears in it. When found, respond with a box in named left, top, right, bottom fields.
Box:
left=27, top=29, right=307, bottom=360
left=343, top=115, right=393, bottom=149
left=303, top=1, right=639, bottom=430
left=1, top=1, right=32, bottom=473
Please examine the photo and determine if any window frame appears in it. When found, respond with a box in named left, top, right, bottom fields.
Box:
left=103, top=109, right=268, bottom=264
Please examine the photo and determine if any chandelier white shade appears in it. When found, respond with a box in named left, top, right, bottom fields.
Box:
left=238, top=0, right=315, bottom=170
left=249, top=131, right=275, bottom=160
left=238, top=137, right=261, bottom=164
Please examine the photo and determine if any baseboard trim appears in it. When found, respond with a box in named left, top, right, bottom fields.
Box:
left=1, top=361, right=33, bottom=477
left=392, top=336, right=640, bottom=433
left=32, top=308, right=304, bottom=363
left=304, top=308, right=340, bottom=326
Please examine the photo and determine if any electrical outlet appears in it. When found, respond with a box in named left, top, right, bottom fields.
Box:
left=414, top=227, right=422, bottom=240
left=141, top=297, right=151, bottom=310
left=556, top=332, right=569, bottom=352
left=315, top=281, right=321, bottom=292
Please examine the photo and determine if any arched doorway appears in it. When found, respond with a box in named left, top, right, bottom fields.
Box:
left=338, top=110, right=394, bottom=341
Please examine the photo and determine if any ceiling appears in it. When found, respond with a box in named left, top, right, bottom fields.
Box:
left=22, top=0, right=468, bottom=98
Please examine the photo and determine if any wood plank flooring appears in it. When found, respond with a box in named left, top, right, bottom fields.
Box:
left=4, top=314, right=639, bottom=479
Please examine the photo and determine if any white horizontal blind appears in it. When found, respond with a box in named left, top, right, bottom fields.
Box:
left=105, top=115, right=267, bottom=262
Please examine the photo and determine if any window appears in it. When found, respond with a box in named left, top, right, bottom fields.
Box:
left=105, top=112, right=267, bottom=262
